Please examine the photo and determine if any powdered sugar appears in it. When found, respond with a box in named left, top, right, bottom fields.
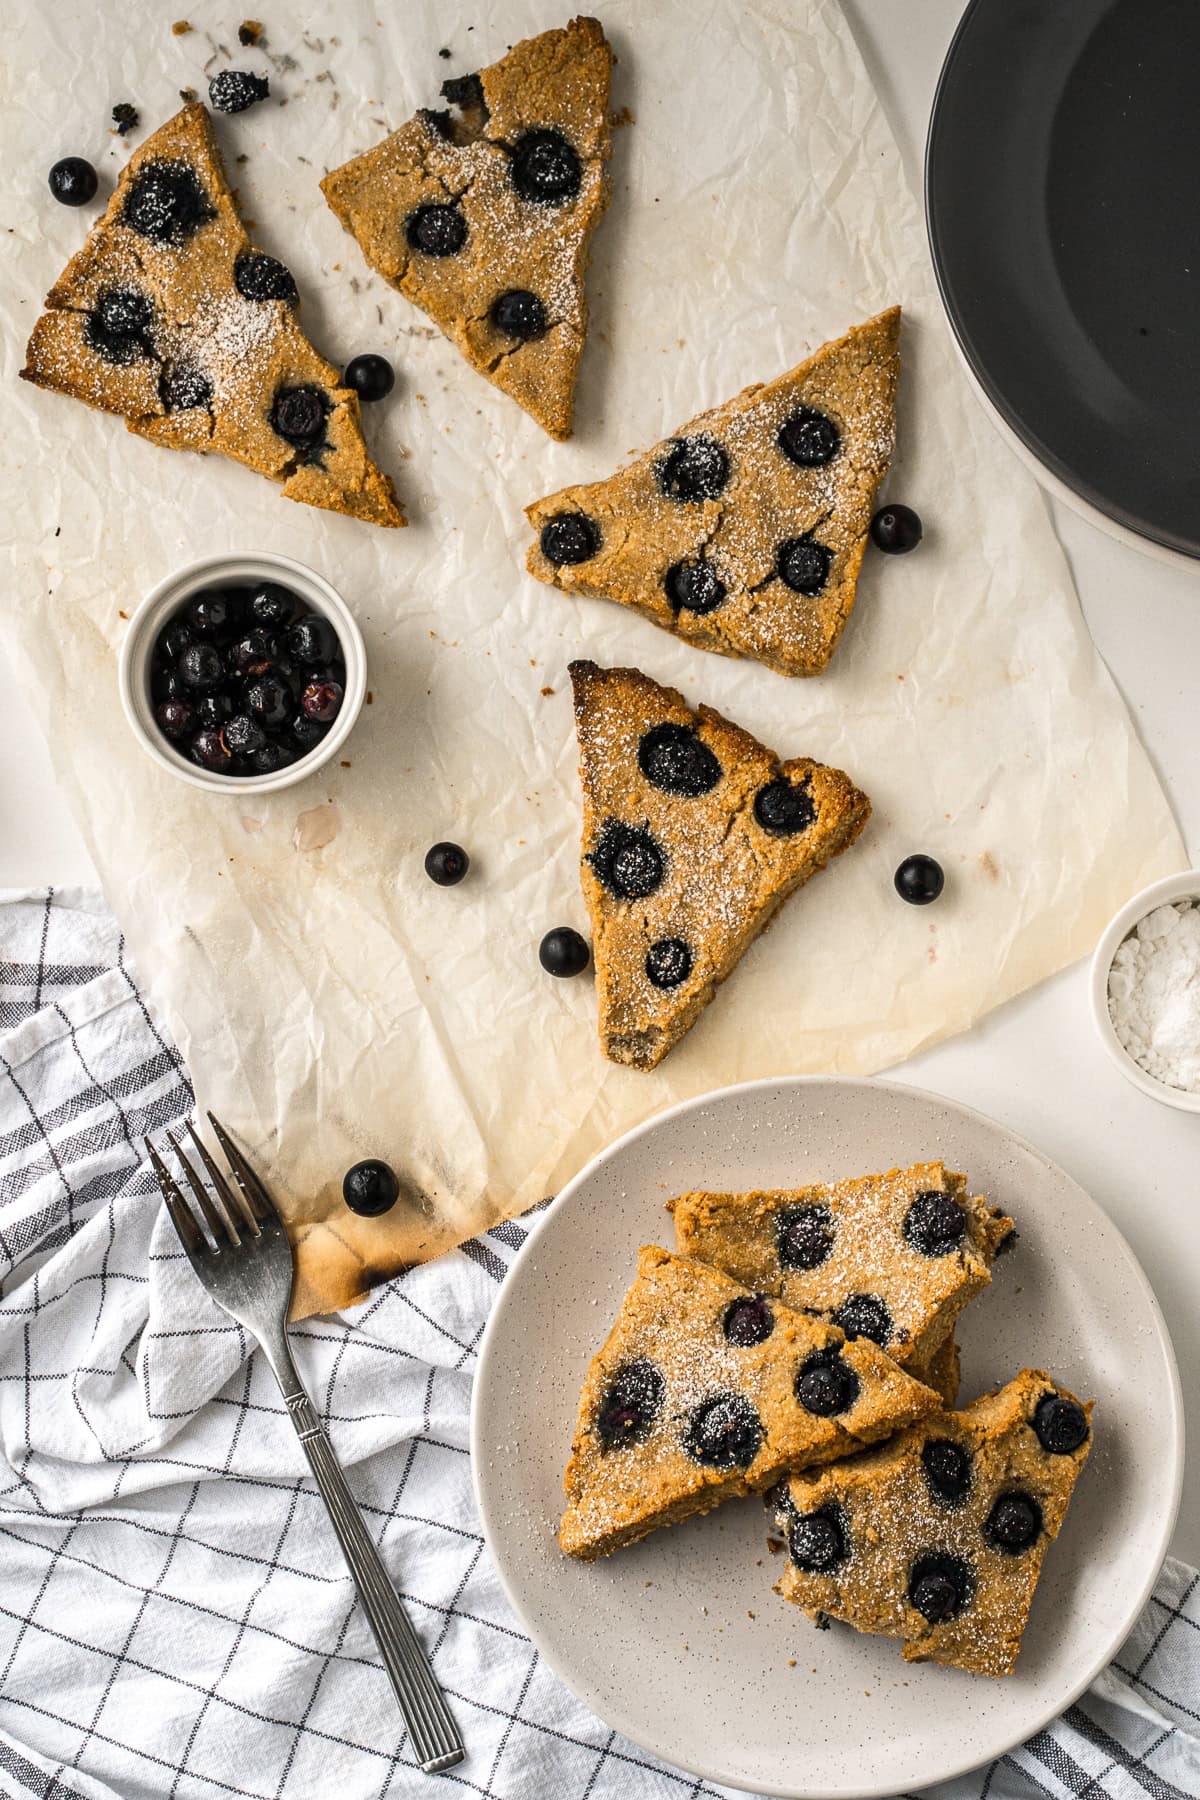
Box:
left=1108, top=899, right=1200, bottom=1092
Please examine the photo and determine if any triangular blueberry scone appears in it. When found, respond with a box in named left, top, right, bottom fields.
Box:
left=529, top=310, right=900, bottom=674
left=322, top=18, right=613, bottom=440
left=560, top=1246, right=941, bottom=1561
left=21, top=103, right=404, bottom=528
left=569, top=660, right=870, bottom=1070
left=769, top=1369, right=1093, bottom=1675
left=670, top=1164, right=1015, bottom=1394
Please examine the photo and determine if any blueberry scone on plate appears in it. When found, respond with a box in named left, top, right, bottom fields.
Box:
left=768, top=1369, right=1093, bottom=1676
left=21, top=103, right=404, bottom=527
left=569, top=660, right=870, bottom=1071
left=322, top=17, right=613, bottom=440
left=560, top=1246, right=941, bottom=1561
left=528, top=310, right=900, bottom=674
left=671, top=1164, right=1015, bottom=1406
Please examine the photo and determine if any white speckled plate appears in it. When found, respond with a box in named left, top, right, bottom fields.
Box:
left=470, top=1077, right=1183, bottom=1799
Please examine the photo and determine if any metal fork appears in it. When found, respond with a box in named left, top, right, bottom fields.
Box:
left=146, top=1115, right=464, bottom=1776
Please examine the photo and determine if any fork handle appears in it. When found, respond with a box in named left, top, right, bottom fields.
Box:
left=280, top=1387, right=464, bottom=1774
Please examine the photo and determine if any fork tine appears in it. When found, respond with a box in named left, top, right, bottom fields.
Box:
left=207, top=1113, right=282, bottom=1226
left=166, top=1129, right=236, bottom=1248
left=145, top=1136, right=208, bottom=1260
left=185, top=1120, right=259, bottom=1239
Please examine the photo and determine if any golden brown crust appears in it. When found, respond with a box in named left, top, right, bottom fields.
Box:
left=770, top=1369, right=1094, bottom=1676
left=569, top=660, right=870, bottom=1070
left=560, top=1246, right=940, bottom=1561
left=671, top=1164, right=1014, bottom=1373
left=21, top=103, right=404, bottom=527
left=527, top=309, right=900, bottom=671
left=322, top=18, right=613, bottom=439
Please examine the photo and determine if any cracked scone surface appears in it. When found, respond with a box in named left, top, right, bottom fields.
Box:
left=527, top=309, right=899, bottom=674
left=570, top=660, right=870, bottom=1071
left=769, top=1369, right=1094, bottom=1676
left=321, top=17, right=612, bottom=439
left=560, top=1246, right=940, bottom=1562
left=21, top=103, right=404, bottom=527
left=671, top=1163, right=1014, bottom=1378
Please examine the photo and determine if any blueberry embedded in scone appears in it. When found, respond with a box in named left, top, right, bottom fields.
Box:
left=21, top=103, right=403, bottom=527
left=670, top=1163, right=1015, bottom=1400
left=768, top=1369, right=1094, bottom=1676
left=527, top=310, right=901, bottom=676
left=568, top=660, right=870, bottom=1071
left=321, top=18, right=613, bottom=440
left=559, top=1246, right=941, bottom=1562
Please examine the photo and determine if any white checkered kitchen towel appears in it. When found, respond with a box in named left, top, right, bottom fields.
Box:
left=0, top=889, right=1197, bottom=1800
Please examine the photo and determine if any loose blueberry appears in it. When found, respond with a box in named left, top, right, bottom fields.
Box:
left=189, top=725, right=231, bottom=771
left=908, top=1553, right=974, bottom=1623
left=597, top=1359, right=664, bottom=1449
left=1033, top=1394, right=1090, bottom=1455
left=903, top=1188, right=967, bottom=1258
left=645, top=937, right=692, bottom=990
left=250, top=741, right=296, bottom=775
left=894, top=854, right=944, bottom=905
left=870, top=503, right=923, bottom=554
left=588, top=821, right=665, bottom=900
left=655, top=434, right=729, bottom=503
left=984, top=1492, right=1043, bottom=1554
left=540, top=511, right=599, bottom=566
left=290, top=713, right=327, bottom=753
left=777, top=1203, right=835, bottom=1271
left=832, top=1293, right=893, bottom=1347
left=637, top=722, right=722, bottom=797
left=249, top=582, right=297, bottom=628
left=160, top=362, right=213, bottom=411
left=789, top=1505, right=848, bottom=1574
left=221, top=713, right=265, bottom=757
left=425, top=842, right=470, bottom=887
left=229, top=629, right=280, bottom=676
left=753, top=778, right=815, bottom=837
left=187, top=589, right=239, bottom=637
left=509, top=128, right=582, bottom=204
left=49, top=157, right=98, bottom=206
left=287, top=614, right=338, bottom=665
left=155, top=698, right=194, bottom=741
left=270, top=385, right=329, bottom=449
left=178, top=642, right=224, bottom=690
left=85, top=288, right=155, bottom=364
left=343, top=353, right=395, bottom=402
left=209, top=69, right=270, bottom=113
left=664, top=556, right=726, bottom=615
left=777, top=406, right=841, bottom=469
left=194, top=690, right=235, bottom=729
left=539, top=927, right=590, bottom=977
left=299, top=678, right=342, bottom=725
left=122, top=159, right=212, bottom=243
left=156, top=620, right=194, bottom=665
left=683, top=1392, right=763, bottom=1469
left=405, top=201, right=468, bottom=256
left=342, top=1158, right=400, bottom=1217
left=151, top=665, right=184, bottom=703
left=723, top=1296, right=774, bottom=1347
left=795, top=1351, right=860, bottom=1417
left=777, top=534, right=833, bottom=596
left=234, top=252, right=297, bottom=305
left=922, top=1438, right=973, bottom=1507
left=247, top=674, right=292, bottom=729
left=489, top=289, right=548, bottom=341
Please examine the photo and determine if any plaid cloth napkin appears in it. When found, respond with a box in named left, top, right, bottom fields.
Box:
left=0, top=889, right=1196, bottom=1800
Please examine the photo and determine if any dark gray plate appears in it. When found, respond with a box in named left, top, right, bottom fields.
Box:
left=926, top=0, right=1200, bottom=559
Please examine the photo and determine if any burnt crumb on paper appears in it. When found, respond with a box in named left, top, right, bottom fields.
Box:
left=171, top=18, right=192, bottom=33
left=238, top=19, right=264, bottom=45
left=111, top=102, right=139, bottom=136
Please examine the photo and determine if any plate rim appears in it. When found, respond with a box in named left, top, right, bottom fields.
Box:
left=470, top=1073, right=1185, bottom=1800
left=923, top=0, right=1200, bottom=566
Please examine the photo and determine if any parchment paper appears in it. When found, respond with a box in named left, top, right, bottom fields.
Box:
left=1, top=0, right=1183, bottom=1317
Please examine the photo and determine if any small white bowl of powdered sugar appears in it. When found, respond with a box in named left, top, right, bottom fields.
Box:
left=1090, top=870, right=1200, bottom=1111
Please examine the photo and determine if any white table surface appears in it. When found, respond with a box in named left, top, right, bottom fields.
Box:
left=4, top=0, right=1196, bottom=1565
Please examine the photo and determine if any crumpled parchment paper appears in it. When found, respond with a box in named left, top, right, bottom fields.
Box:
left=0, top=0, right=1183, bottom=1317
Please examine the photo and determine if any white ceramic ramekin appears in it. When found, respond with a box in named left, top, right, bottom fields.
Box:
left=118, top=551, right=366, bottom=795
left=1089, top=869, right=1200, bottom=1113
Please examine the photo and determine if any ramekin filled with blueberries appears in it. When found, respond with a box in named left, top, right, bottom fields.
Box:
left=119, top=553, right=366, bottom=792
